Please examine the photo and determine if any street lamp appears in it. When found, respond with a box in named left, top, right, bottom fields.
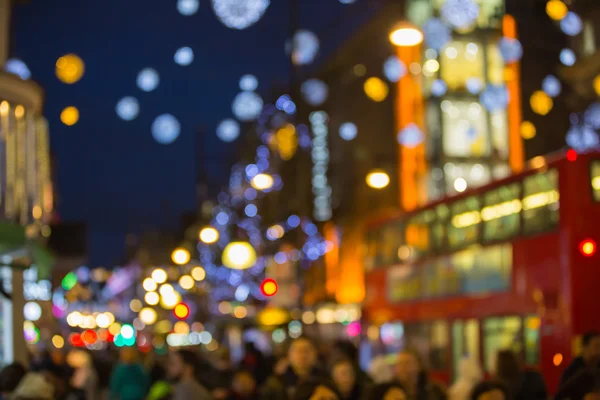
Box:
left=199, top=226, right=219, bottom=244
left=222, top=241, right=257, bottom=270
left=389, top=22, right=423, bottom=47
left=366, top=169, right=390, bottom=189
left=251, top=173, right=274, bottom=191
left=171, top=247, right=191, bottom=265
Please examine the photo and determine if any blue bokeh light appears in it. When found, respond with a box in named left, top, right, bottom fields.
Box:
left=212, top=0, right=270, bottom=30
left=397, top=123, right=424, bottom=148
left=498, top=37, right=523, bottom=63
left=466, top=77, right=483, bottom=94
left=584, top=103, right=600, bottom=129
left=422, top=18, right=451, bottom=51
left=177, top=0, right=199, bottom=15
left=560, top=12, right=583, bottom=36
left=480, top=85, right=509, bottom=112
left=174, top=47, right=194, bottom=66
left=136, top=68, right=159, bottom=92
left=542, top=75, right=562, bottom=98
left=566, top=124, right=600, bottom=152
left=383, top=56, right=406, bottom=83
left=240, top=74, right=259, bottom=91
left=216, top=212, right=230, bottom=226
left=115, top=96, right=140, bottom=121
left=440, top=0, right=480, bottom=29
left=151, top=114, right=180, bottom=145
left=216, top=119, right=240, bottom=142
left=232, top=92, right=263, bottom=121
left=244, top=204, right=258, bottom=217
left=560, top=48, right=576, bottom=66
left=287, top=215, right=301, bottom=228
left=339, top=122, right=358, bottom=141
left=301, top=79, right=328, bottom=107
left=290, top=30, right=320, bottom=66
left=431, top=79, right=448, bottom=97
left=5, top=58, right=31, bottom=80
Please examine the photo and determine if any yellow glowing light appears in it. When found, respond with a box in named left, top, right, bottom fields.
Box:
left=160, top=291, right=181, bottom=310
left=389, top=23, right=423, bottom=47
left=15, top=105, right=24, bottom=119
left=60, top=106, right=79, bottom=126
left=267, top=224, right=285, bottom=240
left=52, top=335, right=65, bottom=349
left=234, top=306, right=248, bottom=319
left=222, top=241, right=257, bottom=270
left=174, top=321, right=190, bottom=334
left=171, top=247, right=191, bottom=265
left=145, top=291, right=160, bottom=306
left=218, top=301, right=232, bottom=315
left=367, top=326, right=380, bottom=341
left=56, top=54, right=85, bottom=84
left=454, top=178, right=468, bottom=192
left=179, top=275, right=195, bottom=291
left=530, top=91, right=553, bottom=116
left=258, top=307, right=290, bottom=326
left=108, top=323, right=121, bottom=336
left=130, top=299, right=143, bottom=313
left=143, top=278, right=157, bottom=292
left=151, top=268, right=168, bottom=284
left=0, top=101, right=9, bottom=116
left=67, top=312, right=82, bottom=327
left=521, top=121, right=536, bottom=139
left=546, top=0, right=568, bottom=21
left=592, top=176, right=600, bottom=191
left=32, top=206, right=42, bottom=220
left=206, top=339, right=219, bottom=352
left=199, top=227, right=219, bottom=244
left=275, top=124, right=298, bottom=161
left=95, top=313, right=111, bottom=329
left=363, top=77, right=389, bottom=102
left=423, top=59, right=440, bottom=74
left=594, top=75, right=600, bottom=96
left=366, top=169, right=390, bottom=189
left=139, top=308, right=157, bottom=325
left=191, top=266, right=206, bottom=281
left=529, top=156, right=547, bottom=169
left=159, top=284, right=175, bottom=296
left=302, top=311, right=316, bottom=325
left=251, top=173, right=274, bottom=191
left=155, top=320, right=173, bottom=334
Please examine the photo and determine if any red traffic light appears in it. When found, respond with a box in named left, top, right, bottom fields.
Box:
left=173, top=303, right=190, bottom=320
left=260, top=278, right=278, bottom=297
left=580, top=239, right=597, bottom=257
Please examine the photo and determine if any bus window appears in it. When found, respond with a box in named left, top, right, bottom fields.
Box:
left=483, top=316, right=522, bottom=372
left=452, top=319, right=480, bottom=380
left=482, top=183, right=521, bottom=242
left=522, top=169, right=559, bottom=235
left=406, top=210, right=435, bottom=258
left=524, top=316, right=541, bottom=365
left=453, top=244, right=512, bottom=294
left=591, top=161, right=600, bottom=202
left=405, top=321, right=449, bottom=371
left=449, top=196, right=481, bottom=249
left=379, top=222, right=404, bottom=266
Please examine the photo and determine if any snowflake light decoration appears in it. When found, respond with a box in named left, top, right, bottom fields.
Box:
left=440, top=0, right=480, bottom=29
left=498, top=37, right=523, bottom=63
left=422, top=18, right=451, bottom=51
left=232, top=92, right=263, bottom=122
left=240, top=75, right=259, bottom=91
left=431, top=80, right=448, bottom=97
left=566, top=124, right=599, bottom=152
left=397, top=123, right=424, bottom=148
left=290, top=30, right=320, bottom=66
left=177, top=0, right=199, bottom=15
left=466, top=77, right=483, bottom=94
left=212, top=0, right=270, bottom=30
left=301, top=79, right=328, bottom=107
left=560, top=12, right=583, bottom=36
left=217, top=119, right=241, bottom=142
left=383, top=56, right=406, bottom=83
left=151, top=114, right=180, bottom=145
left=137, top=68, right=159, bottom=92
left=480, top=85, right=509, bottom=112
left=5, top=58, right=31, bottom=80
left=339, top=122, right=357, bottom=141
left=584, top=103, right=600, bottom=130
left=542, top=75, right=561, bottom=98
left=560, top=48, right=576, bottom=66
left=115, top=97, right=140, bottom=121
left=174, top=47, right=194, bottom=66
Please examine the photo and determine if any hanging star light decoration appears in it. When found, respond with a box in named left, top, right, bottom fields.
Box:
left=584, top=103, right=600, bottom=130
left=232, top=92, right=263, bottom=122
left=498, top=37, right=523, bottom=63
left=301, top=79, right=328, bottom=107
left=559, top=48, right=576, bottom=66
left=339, top=122, right=358, bottom=141
left=174, top=47, right=194, bottom=66
left=480, top=85, right=509, bottom=112
left=177, top=0, right=199, bottom=16
left=137, top=68, right=160, bottom=92
left=212, top=0, right=270, bottom=30
left=560, top=12, right=583, bottom=36
left=239, top=75, right=259, bottom=91
left=440, top=0, right=480, bottom=29
left=422, top=18, right=451, bottom=52
left=383, top=55, right=406, bottom=83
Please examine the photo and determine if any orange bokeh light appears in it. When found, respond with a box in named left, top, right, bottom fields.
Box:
left=553, top=353, right=563, bottom=366
left=173, top=303, right=190, bottom=320
left=580, top=239, right=597, bottom=257
left=261, top=279, right=278, bottom=297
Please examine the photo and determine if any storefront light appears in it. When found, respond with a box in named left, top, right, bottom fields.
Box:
left=389, top=23, right=423, bottom=47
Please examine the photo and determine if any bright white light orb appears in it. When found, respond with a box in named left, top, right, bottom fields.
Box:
left=212, top=0, right=270, bottom=30
left=498, top=37, right=523, bottom=63
left=290, top=30, right=320, bottom=66
left=151, top=114, right=181, bottom=145
left=560, top=48, right=576, bottom=66
left=480, top=85, right=509, bottom=112
left=441, top=0, right=479, bottom=29
left=422, top=18, right=451, bottom=51
left=454, top=178, right=468, bottom=193
left=301, top=79, right=328, bottom=107
left=560, top=12, right=583, bottom=36
left=24, top=302, right=42, bottom=321
left=178, top=0, right=199, bottom=15
left=5, top=58, right=31, bottom=80
left=137, top=68, right=159, bottom=92
left=174, top=47, right=194, bottom=66
left=542, top=75, right=562, bottom=98
left=397, top=123, right=424, bottom=148
left=240, top=74, right=258, bottom=91
left=383, top=56, right=406, bottom=83
left=339, top=122, right=357, bottom=141
left=115, top=97, right=140, bottom=121
left=232, top=92, right=263, bottom=121
left=217, top=118, right=240, bottom=142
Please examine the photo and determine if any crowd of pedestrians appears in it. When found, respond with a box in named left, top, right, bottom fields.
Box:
left=0, top=331, right=598, bottom=400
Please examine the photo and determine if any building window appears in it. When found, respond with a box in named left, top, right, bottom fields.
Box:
left=591, top=161, right=600, bottom=202
left=522, top=169, right=559, bottom=235
left=441, top=99, right=489, bottom=158
left=441, top=41, right=485, bottom=91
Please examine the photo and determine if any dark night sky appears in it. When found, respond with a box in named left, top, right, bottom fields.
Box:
left=11, top=0, right=375, bottom=266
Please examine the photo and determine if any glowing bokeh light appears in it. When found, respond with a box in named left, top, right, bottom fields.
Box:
left=440, top=0, right=479, bottom=29
left=145, top=291, right=160, bottom=306
left=172, top=247, right=191, bottom=265
left=240, top=74, right=258, bottom=91
left=199, top=227, right=219, bottom=244
left=364, top=77, right=389, bottom=102
left=389, top=24, right=423, bottom=47
left=260, top=278, right=278, bottom=296
left=177, top=0, right=199, bottom=15
left=179, top=275, right=195, bottom=290
left=301, top=79, right=328, bottom=106
left=520, top=121, right=536, bottom=140
left=232, top=92, right=263, bottom=121
left=174, top=303, right=190, bottom=319
left=422, top=18, right=451, bottom=51
left=96, top=313, right=111, bottom=329
left=24, top=302, right=42, bottom=321
left=466, top=77, right=483, bottom=94
left=542, top=75, right=562, bottom=98
left=339, top=122, right=357, bottom=141
left=291, top=30, right=320, bottom=66
left=160, top=291, right=181, bottom=310
left=60, top=106, right=80, bottom=126
left=530, top=90, right=553, bottom=115
left=115, top=96, right=140, bottom=121
left=580, top=239, right=597, bottom=257
left=139, top=308, right=157, bottom=325
left=560, top=12, right=583, bottom=36
left=216, top=119, right=240, bottom=142
left=222, top=241, right=257, bottom=270
left=151, top=268, right=168, bottom=284
left=174, top=47, right=194, bottom=66
left=151, top=114, right=180, bottom=145
left=566, top=124, right=599, bottom=152
left=594, top=76, right=600, bottom=96
left=5, top=58, right=31, bottom=80
left=212, top=0, right=270, bottom=30
left=192, top=266, right=206, bottom=281
left=584, top=103, right=600, bottom=129
left=137, top=68, right=160, bottom=92
left=120, top=324, right=135, bottom=340
left=454, top=178, right=468, bottom=192
left=143, top=278, right=158, bottom=292
left=397, top=123, right=424, bottom=148
left=366, top=169, right=390, bottom=189
left=52, top=335, right=65, bottom=349
left=130, top=299, right=143, bottom=313
left=430, top=79, right=448, bottom=97
left=498, top=37, right=523, bottom=63
left=546, top=0, right=568, bottom=21
left=251, top=173, right=274, bottom=191
left=56, top=54, right=84, bottom=84
left=480, top=85, right=509, bottom=112
left=383, top=56, right=406, bottom=83
left=560, top=48, right=576, bottom=66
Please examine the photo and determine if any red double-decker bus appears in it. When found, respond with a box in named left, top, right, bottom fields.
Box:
left=362, top=151, right=600, bottom=393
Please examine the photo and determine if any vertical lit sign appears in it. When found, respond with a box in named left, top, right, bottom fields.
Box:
left=310, top=111, right=331, bottom=221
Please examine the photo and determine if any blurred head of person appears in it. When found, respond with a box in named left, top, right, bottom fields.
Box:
left=494, top=350, right=520, bottom=386
left=456, top=356, right=483, bottom=383
left=38, top=362, right=71, bottom=398
left=294, top=379, right=340, bottom=400
left=231, top=370, right=256, bottom=397
left=367, top=383, right=408, bottom=400
left=66, top=349, right=92, bottom=369
left=470, top=381, right=508, bottom=400
left=331, top=358, right=356, bottom=396
left=395, top=349, right=423, bottom=389
left=120, top=347, right=139, bottom=364
left=0, top=362, right=27, bottom=396
left=289, top=336, right=318, bottom=377
left=583, top=331, right=600, bottom=365
left=168, top=350, right=197, bottom=382
left=11, top=372, right=54, bottom=400
left=332, top=341, right=358, bottom=364
left=368, top=356, right=394, bottom=384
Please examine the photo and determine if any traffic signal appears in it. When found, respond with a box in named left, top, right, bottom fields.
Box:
left=260, top=278, right=278, bottom=297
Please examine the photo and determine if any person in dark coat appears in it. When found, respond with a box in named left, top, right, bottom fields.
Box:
left=367, top=382, right=409, bottom=400
left=261, top=336, right=327, bottom=400
left=560, top=332, right=600, bottom=388
left=394, top=349, right=446, bottom=400
left=555, top=368, right=600, bottom=400
left=470, top=381, right=509, bottom=400
left=226, top=370, right=258, bottom=400
left=294, top=379, right=341, bottom=400
left=0, top=362, right=27, bottom=400
left=331, top=358, right=368, bottom=400
left=493, top=349, right=546, bottom=400
left=332, top=341, right=373, bottom=388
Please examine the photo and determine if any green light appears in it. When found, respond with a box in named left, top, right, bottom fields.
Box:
left=114, top=334, right=125, bottom=347
left=61, top=272, right=78, bottom=291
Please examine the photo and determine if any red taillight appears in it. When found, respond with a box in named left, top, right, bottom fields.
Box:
left=567, top=149, right=577, bottom=162
left=580, top=239, right=597, bottom=257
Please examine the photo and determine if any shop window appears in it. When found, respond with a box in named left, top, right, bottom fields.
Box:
left=440, top=42, right=485, bottom=92
left=591, top=161, right=600, bottom=202
left=449, top=196, right=481, bottom=249
left=524, top=316, right=541, bottom=365
left=452, top=319, right=480, bottom=380
left=441, top=99, right=489, bottom=158
left=482, top=182, right=521, bottom=242
left=444, top=162, right=492, bottom=195
left=522, top=169, right=559, bottom=235
left=483, top=316, right=522, bottom=372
